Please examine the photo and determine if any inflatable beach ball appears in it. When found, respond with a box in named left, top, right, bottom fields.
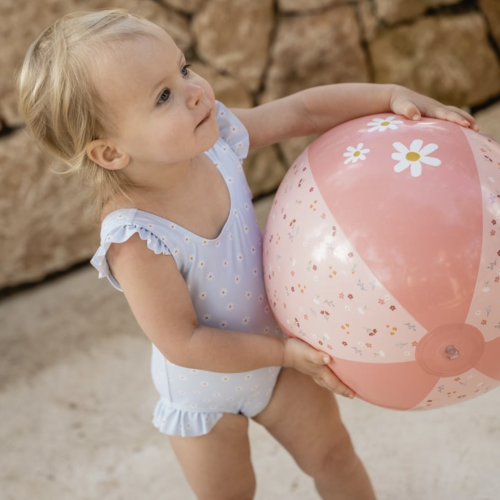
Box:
left=263, top=114, right=500, bottom=411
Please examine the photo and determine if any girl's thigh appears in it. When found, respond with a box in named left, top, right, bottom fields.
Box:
left=252, top=367, right=354, bottom=476
left=168, top=413, right=256, bottom=500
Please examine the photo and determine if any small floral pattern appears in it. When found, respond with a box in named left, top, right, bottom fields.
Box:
left=93, top=101, right=281, bottom=437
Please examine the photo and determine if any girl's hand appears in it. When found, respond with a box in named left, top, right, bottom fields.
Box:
left=283, top=337, right=355, bottom=398
left=389, top=85, right=480, bottom=132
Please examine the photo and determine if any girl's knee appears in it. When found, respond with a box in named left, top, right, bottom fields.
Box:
left=299, top=426, right=358, bottom=479
left=321, top=431, right=359, bottom=477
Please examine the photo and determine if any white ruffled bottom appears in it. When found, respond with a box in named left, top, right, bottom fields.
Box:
left=152, top=399, right=224, bottom=437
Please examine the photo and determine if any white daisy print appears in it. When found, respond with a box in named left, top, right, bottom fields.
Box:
left=237, top=253, right=244, bottom=262
left=244, top=226, right=249, bottom=233
left=245, top=291, right=252, bottom=299
left=392, top=139, right=441, bottom=177
left=251, top=246, right=256, bottom=254
left=189, top=255, right=195, bottom=263
left=198, top=260, right=206, bottom=269
left=202, top=240, right=208, bottom=246
left=253, top=268, right=259, bottom=277
left=226, top=302, right=234, bottom=311
left=184, top=236, right=190, bottom=243
left=367, top=116, right=404, bottom=132
left=220, top=288, right=228, bottom=297
left=258, top=295, right=264, bottom=303
left=343, top=143, right=370, bottom=165
left=245, top=203, right=250, bottom=211
left=173, top=247, right=180, bottom=255
left=245, top=374, right=252, bottom=380
left=222, top=259, right=229, bottom=267
left=234, top=275, right=241, bottom=284
left=242, top=316, right=250, bottom=325
left=199, top=291, right=207, bottom=300
left=170, top=223, right=176, bottom=230
left=207, top=272, right=214, bottom=281
left=203, top=314, right=211, bottom=322
left=220, top=321, right=228, bottom=329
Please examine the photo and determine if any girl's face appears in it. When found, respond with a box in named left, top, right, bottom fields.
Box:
left=94, top=24, right=218, bottom=172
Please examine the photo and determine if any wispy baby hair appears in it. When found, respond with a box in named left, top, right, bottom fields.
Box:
left=17, top=9, right=156, bottom=218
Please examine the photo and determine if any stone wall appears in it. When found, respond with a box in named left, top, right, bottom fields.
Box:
left=1, top=0, right=500, bottom=289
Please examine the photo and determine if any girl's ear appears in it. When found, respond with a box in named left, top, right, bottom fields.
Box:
left=86, top=139, right=130, bottom=171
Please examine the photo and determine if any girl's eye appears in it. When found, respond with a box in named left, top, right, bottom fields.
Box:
left=157, top=89, right=170, bottom=105
left=156, top=64, right=192, bottom=106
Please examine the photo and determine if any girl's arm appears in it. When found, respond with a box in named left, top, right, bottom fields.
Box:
left=106, top=233, right=354, bottom=397
left=232, top=83, right=479, bottom=151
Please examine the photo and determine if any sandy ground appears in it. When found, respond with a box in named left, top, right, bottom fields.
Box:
left=1, top=197, right=499, bottom=500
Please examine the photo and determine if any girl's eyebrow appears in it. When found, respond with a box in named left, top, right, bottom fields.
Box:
left=150, top=52, right=185, bottom=98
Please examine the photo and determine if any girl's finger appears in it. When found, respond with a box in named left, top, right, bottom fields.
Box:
left=432, top=106, right=480, bottom=131
left=320, top=368, right=355, bottom=398
left=400, top=100, right=421, bottom=120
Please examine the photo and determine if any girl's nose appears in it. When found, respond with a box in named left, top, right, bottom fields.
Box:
left=186, top=82, right=204, bottom=108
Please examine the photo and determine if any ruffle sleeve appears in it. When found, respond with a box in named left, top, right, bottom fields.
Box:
left=215, top=100, right=250, bottom=163
left=90, top=222, right=172, bottom=291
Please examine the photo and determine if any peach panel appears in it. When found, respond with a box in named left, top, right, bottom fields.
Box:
left=461, top=129, right=500, bottom=343
left=409, top=366, right=500, bottom=410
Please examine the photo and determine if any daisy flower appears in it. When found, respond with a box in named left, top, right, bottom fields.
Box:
left=343, top=143, right=370, bottom=165
left=367, top=116, right=403, bottom=132
left=392, top=139, right=441, bottom=177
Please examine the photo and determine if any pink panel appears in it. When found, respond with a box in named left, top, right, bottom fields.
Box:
left=475, top=336, right=500, bottom=380
left=330, top=357, right=438, bottom=410
left=308, top=118, right=483, bottom=333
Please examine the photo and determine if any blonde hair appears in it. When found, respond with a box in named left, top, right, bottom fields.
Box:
left=17, top=9, right=157, bottom=221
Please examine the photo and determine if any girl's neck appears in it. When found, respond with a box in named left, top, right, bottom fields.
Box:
left=103, top=154, right=205, bottom=217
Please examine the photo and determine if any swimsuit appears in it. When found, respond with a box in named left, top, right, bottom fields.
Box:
left=91, top=101, right=282, bottom=437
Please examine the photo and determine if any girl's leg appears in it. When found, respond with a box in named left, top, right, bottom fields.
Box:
left=253, top=368, right=377, bottom=500
left=168, top=413, right=256, bottom=500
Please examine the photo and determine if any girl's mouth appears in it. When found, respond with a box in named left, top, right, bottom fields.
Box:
left=197, top=110, right=211, bottom=127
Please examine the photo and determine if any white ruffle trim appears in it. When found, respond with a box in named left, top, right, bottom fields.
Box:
left=215, top=100, right=250, bottom=162
left=152, top=399, right=224, bottom=437
left=90, top=224, right=171, bottom=289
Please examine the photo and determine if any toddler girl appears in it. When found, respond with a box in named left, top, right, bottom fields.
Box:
left=18, top=9, right=478, bottom=500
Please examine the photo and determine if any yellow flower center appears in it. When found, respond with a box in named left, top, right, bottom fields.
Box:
left=406, top=152, right=421, bottom=162
left=354, top=151, right=361, bottom=157
left=381, top=121, right=390, bottom=126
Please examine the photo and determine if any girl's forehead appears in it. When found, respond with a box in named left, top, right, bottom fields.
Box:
left=92, top=31, right=179, bottom=111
